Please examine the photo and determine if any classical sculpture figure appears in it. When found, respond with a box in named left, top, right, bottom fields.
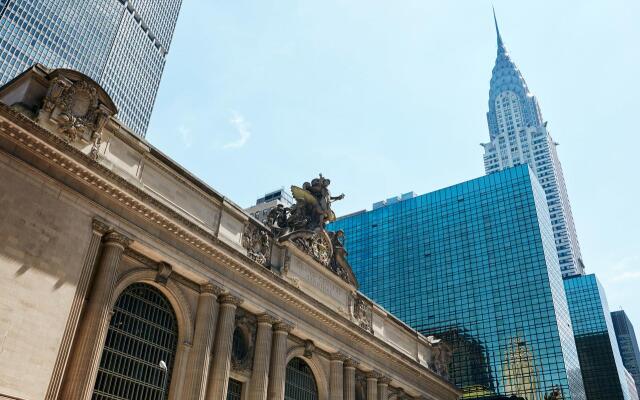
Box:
left=264, top=174, right=357, bottom=286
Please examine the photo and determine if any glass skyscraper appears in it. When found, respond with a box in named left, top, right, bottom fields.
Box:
left=481, top=12, right=584, bottom=277
left=564, top=275, right=632, bottom=400
left=331, top=165, right=585, bottom=399
left=0, top=0, right=182, bottom=136
left=612, top=311, right=640, bottom=395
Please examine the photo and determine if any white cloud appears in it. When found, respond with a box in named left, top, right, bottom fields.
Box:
left=178, top=125, right=193, bottom=148
left=223, top=111, right=251, bottom=149
left=606, top=255, right=640, bottom=282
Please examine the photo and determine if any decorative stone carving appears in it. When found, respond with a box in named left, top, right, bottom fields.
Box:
left=352, top=295, right=373, bottom=333
left=426, top=336, right=452, bottom=381
left=91, top=218, right=111, bottom=235
left=218, top=293, right=243, bottom=307
left=273, top=321, right=294, bottom=333
left=155, top=262, right=172, bottom=285
left=303, top=339, right=315, bottom=358
left=231, top=308, right=256, bottom=373
left=102, top=230, right=132, bottom=248
left=40, top=74, right=113, bottom=160
left=200, top=282, right=224, bottom=296
left=242, top=222, right=271, bottom=266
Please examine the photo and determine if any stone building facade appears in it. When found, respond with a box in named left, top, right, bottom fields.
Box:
left=0, top=65, right=460, bottom=400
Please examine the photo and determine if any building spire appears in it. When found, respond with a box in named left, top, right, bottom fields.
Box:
left=493, top=6, right=506, bottom=55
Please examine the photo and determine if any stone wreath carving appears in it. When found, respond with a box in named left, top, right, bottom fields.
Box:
left=352, top=295, right=373, bottom=333
left=231, top=309, right=256, bottom=372
left=41, top=76, right=111, bottom=159
left=242, top=223, right=271, bottom=266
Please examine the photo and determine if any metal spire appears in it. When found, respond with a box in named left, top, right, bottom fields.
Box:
left=493, top=6, right=506, bottom=54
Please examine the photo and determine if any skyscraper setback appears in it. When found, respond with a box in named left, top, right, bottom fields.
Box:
left=0, top=0, right=182, bottom=137
left=481, top=12, right=584, bottom=277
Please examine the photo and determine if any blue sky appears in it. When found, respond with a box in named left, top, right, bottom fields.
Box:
left=147, top=1, right=640, bottom=327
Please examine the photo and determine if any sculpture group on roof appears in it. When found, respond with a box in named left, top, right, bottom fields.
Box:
left=265, top=174, right=357, bottom=287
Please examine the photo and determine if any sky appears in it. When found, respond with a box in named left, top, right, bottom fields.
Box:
left=147, top=1, right=640, bottom=328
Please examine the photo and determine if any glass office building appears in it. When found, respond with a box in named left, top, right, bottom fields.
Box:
left=564, top=275, right=632, bottom=400
left=612, top=311, right=640, bottom=395
left=0, top=0, right=182, bottom=136
left=331, top=165, right=585, bottom=399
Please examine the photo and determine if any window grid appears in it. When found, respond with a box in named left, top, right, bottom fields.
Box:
left=92, top=283, right=178, bottom=400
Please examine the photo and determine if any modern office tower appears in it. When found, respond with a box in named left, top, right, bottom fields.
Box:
left=612, top=311, right=640, bottom=395
left=564, top=275, right=631, bottom=400
left=331, top=165, right=586, bottom=399
left=0, top=0, right=182, bottom=136
left=245, top=188, right=294, bottom=223
left=481, top=13, right=584, bottom=277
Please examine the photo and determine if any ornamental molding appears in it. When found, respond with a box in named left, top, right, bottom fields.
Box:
left=0, top=107, right=456, bottom=397
left=231, top=308, right=256, bottom=373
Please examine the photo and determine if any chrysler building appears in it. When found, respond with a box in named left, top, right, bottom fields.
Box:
left=481, top=12, right=585, bottom=277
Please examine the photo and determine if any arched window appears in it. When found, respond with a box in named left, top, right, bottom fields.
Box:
left=92, top=283, right=178, bottom=400
left=285, top=357, right=318, bottom=400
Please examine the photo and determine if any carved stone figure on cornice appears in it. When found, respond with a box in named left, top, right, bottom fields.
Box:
left=427, top=336, right=452, bottom=381
left=351, top=295, right=373, bottom=333
left=231, top=308, right=256, bottom=373
left=242, top=223, right=271, bottom=267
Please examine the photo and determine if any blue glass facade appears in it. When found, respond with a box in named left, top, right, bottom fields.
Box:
left=331, top=165, right=585, bottom=399
left=564, top=275, right=631, bottom=400
left=0, top=0, right=182, bottom=137
left=612, top=311, right=640, bottom=395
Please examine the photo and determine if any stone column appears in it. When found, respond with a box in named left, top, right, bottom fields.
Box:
left=169, top=341, right=192, bottom=400
left=329, top=353, right=347, bottom=400
left=45, top=219, right=109, bottom=400
left=366, top=372, right=379, bottom=400
left=343, top=359, right=358, bottom=400
left=377, top=376, right=390, bottom=400
left=267, top=321, right=294, bottom=400
left=183, top=282, right=222, bottom=400
left=248, top=314, right=277, bottom=400
left=60, top=230, right=132, bottom=400
left=205, top=293, right=243, bottom=400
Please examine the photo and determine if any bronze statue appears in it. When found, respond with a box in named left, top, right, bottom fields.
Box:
left=289, top=174, right=344, bottom=231
left=266, top=174, right=356, bottom=287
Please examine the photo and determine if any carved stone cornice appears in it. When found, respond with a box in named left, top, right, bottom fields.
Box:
left=218, top=293, right=243, bottom=307
left=273, top=321, right=294, bottom=334
left=103, top=230, right=132, bottom=248
left=91, top=218, right=110, bottom=235
left=256, top=313, right=278, bottom=325
left=200, top=282, right=224, bottom=296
